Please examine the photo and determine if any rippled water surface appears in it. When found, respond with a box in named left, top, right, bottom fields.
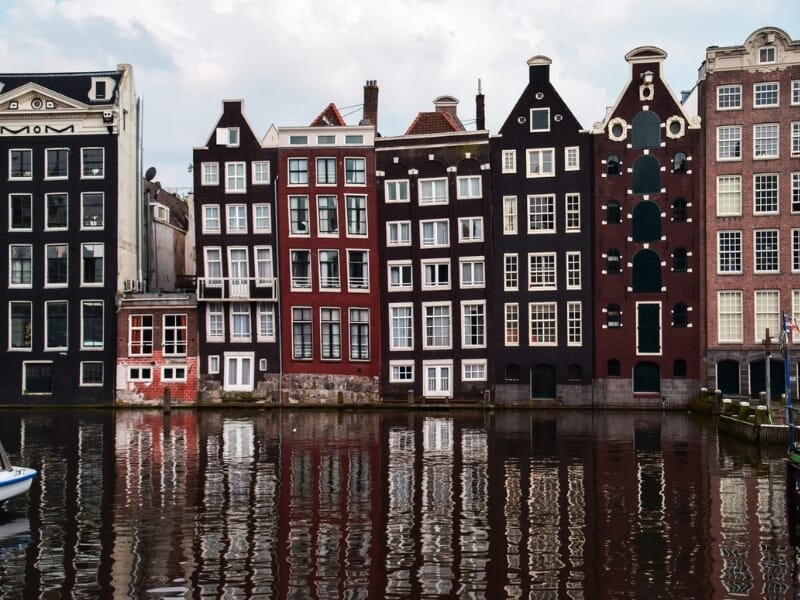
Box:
left=0, top=409, right=797, bottom=598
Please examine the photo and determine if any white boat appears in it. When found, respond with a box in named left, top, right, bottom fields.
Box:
left=0, top=441, right=36, bottom=505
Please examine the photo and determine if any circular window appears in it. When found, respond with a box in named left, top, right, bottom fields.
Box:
left=535, top=92, right=544, bottom=100
left=611, top=123, right=624, bottom=137
left=554, top=114, right=563, bottom=122
left=31, top=97, right=43, bottom=109
left=517, top=116, right=527, bottom=124
left=669, top=120, right=682, bottom=135
left=642, top=87, right=652, bottom=99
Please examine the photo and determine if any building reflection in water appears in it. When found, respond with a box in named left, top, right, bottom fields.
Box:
left=0, top=409, right=797, bottom=598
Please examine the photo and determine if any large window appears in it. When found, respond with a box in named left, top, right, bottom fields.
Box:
left=754, top=174, right=778, bottom=214
left=319, top=250, right=340, bottom=289
left=81, top=300, right=103, bottom=349
left=45, top=301, right=68, bottom=350
left=226, top=204, right=247, bottom=233
left=349, top=308, right=370, bottom=360
left=387, top=221, right=411, bottom=246
left=225, top=161, right=245, bottom=192
left=45, top=148, right=68, bottom=179
left=290, top=250, right=311, bottom=289
left=9, top=194, right=31, bottom=230
left=389, top=304, right=413, bottom=350
left=388, top=261, right=412, bottom=291
left=565, top=147, right=580, bottom=171
left=504, top=303, right=519, bottom=346
left=81, top=192, right=104, bottom=228
left=288, top=158, right=308, bottom=185
left=754, top=123, right=779, bottom=159
left=253, top=204, right=271, bottom=233
left=420, top=220, right=449, bottom=247
left=527, top=194, right=555, bottom=233
left=717, top=84, right=742, bottom=110
left=164, top=314, right=188, bottom=354
left=320, top=307, right=341, bottom=359
left=345, top=157, right=366, bottom=184
left=9, top=244, right=31, bottom=287
left=718, top=231, right=742, bottom=274
left=754, top=229, right=779, bottom=273
left=202, top=162, right=219, bottom=185
left=718, top=291, right=742, bottom=343
left=423, top=303, right=451, bottom=349
left=419, top=178, right=447, bottom=205
left=252, top=161, right=270, bottom=184
left=526, top=148, right=555, bottom=177
left=289, top=196, right=309, bottom=234
left=793, top=81, right=800, bottom=105
left=717, top=125, right=742, bottom=160
left=10, top=301, right=31, bottom=349
left=754, top=81, right=779, bottom=107
left=528, top=253, right=556, bottom=290
left=129, top=314, right=153, bottom=355
left=717, top=175, right=742, bottom=215
left=227, top=248, right=248, bottom=296
left=202, top=205, right=220, bottom=233
left=458, top=217, right=483, bottom=242
left=292, top=307, right=312, bottom=359
left=385, top=179, right=409, bottom=203
left=316, top=157, right=336, bottom=184
left=346, top=195, right=367, bottom=235
left=461, top=301, right=486, bottom=348
left=530, top=107, right=550, bottom=132
left=794, top=230, right=800, bottom=272
left=81, top=243, right=104, bottom=285
left=529, top=302, right=557, bottom=346
left=225, top=353, right=254, bottom=392
left=45, top=193, right=68, bottom=230
left=81, top=147, right=104, bottom=178
left=459, top=257, right=484, bottom=288
left=348, top=250, right=369, bottom=290
left=422, top=259, right=450, bottom=290
left=317, top=196, right=338, bottom=235
left=9, top=149, right=32, bottom=179
left=754, top=290, right=779, bottom=343
left=457, top=176, right=481, bottom=199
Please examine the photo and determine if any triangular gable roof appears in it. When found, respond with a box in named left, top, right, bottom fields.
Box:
left=310, top=103, right=347, bottom=127
left=404, top=110, right=464, bottom=135
left=0, top=81, right=91, bottom=111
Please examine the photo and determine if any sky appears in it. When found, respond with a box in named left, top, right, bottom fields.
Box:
left=0, top=0, right=798, bottom=192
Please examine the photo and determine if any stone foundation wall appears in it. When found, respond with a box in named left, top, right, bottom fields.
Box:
left=592, top=378, right=699, bottom=408
left=280, top=373, right=380, bottom=405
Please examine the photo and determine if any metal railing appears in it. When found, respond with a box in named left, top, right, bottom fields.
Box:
left=197, top=276, right=277, bottom=301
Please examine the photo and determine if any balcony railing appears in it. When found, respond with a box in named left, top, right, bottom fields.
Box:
left=197, top=276, right=277, bottom=301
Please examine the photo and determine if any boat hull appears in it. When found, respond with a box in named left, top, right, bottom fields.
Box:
left=0, top=468, right=36, bottom=503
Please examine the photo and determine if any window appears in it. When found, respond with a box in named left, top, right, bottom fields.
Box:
left=163, top=314, right=187, bottom=354
left=207, top=303, right=224, bottom=340
left=319, top=250, right=340, bottom=289
left=288, top=158, right=308, bottom=185
left=345, top=157, right=366, bottom=184
left=320, top=307, right=341, bottom=359
left=462, top=360, right=487, bottom=381
left=754, top=174, right=778, bottom=214
left=253, top=204, right=271, bottom=233
left=566, top=251, right=581, bottom=289
left=502, top=149, right=516, bottom=173
left=672, top=197, right=688, bottom=222
left=754, top=82, right=779, bottom=107
left=162, top=366, right=187, bottom=382
left=387, top=221, right=411, bottom=246
left=8, top=301, right=33, bottom=350
left=346, top=195, right=367, bottom=235
left=81, top=300, right=103, bottom=349
left=673, top=247, right=688, bottom=272
left=673, top=303, right=689, bottom=328
left=530, top=107, right=550, bottom=132
left=226, top=204, right=247, bottom=233
left=255, top=246, right=273, bottom=286
left=46, top=244, right=68, bottom=286
left=423, top=361, right=452, bottom=397
left=458, top=217, right=483, bottom=242
left=754, top=290, right=779, bottom=342
left=46, top=301, right=68, bottom=350
left=228, top=303, right=250, bottom=341
left=317, top=196, right=338, bottom=235
left=529, top=302, right=557, bottom=346
left=503, top=196, right=517, bottom=234
left=528, top=252, right=556, bottom=290
left=289, top=196, right=309, bottom=234
left=388, top=261, right=412, bottom=291
left=793, top=81, right=800, bottom=105
left=385, top=179, right=409, bottom=203
left=9, top=194, right=31, bottom=230
left=225, top=353, right=254, bottom=391
left=759, top=45, right=776, bottom=64
left=607, top=304, right=621, bottom=328
left=81, top=148, right=104, bottom=178
left=204, top=248, right=223, bottom=287
left=717, top=175, right=742, bottom=216
left=420, top=220, right=449, bottom=247
left=632, top=155, right=662, bottom=194
left=291, top=250, right=311, bottom=289
left=348, top=250, right=369, bottom=290
left=389, top=361, right=414, bottom=382
left=606, top=155, right=620, bottom=176
left=202, top=162, right=219, bottom=185
left=717, top=84, right=742, bottom=110
left=199, top=206, right=220, bottom=235
left=460, top=258, right=485, bottom=288
left=793, top=230, right=800, bottom=272
left=252, top=303, right=273, bottom=342
left=567, top=301, right=582, bottom=346
left=423, top=303, right=451, bottom=349
left=289, top=135, right=308, bottom=145
left=606, top=200, right=621, bottom=224
left=565, top=146, right=579, bottom=171
left=316, top=157, right=336, bottom=184
left=526, top=148, right=555, bottom=177
left=462, top=301, right=486, bottom=347
left=673, top=152, right=687, bottom=173
left=128, top=314, right=153, bottom=355
left=754, top=229, right=779, bottom=273
left=504, top=253, right=518, bottom=290
left=792, top=122, right=800, bottom=157
left=9, top=245, right=31, bottom=287
left=81, top=192, right=104, bottom=228
left=606, top=249, right=621, bottom=274
left=349, top=308, right=370, bottom=360
left=252, top=161, right=270, bottom=184
left=457, top=175, right=481, bottom=199
left=292, top=307, right=312, bottom=359
left=419, top=178, right=448, bottom=205
left=717, top=126, right=742, bottom=160
left=504, top=303, right=519, bottom=346
left=45, top=193, right=68, bottom=230
left=565, top=193, right=580, bottom=231
left=754, top=123, right=778, bottom=159
left=318, top=135, right=335, bottom=144
left=717, top=231, right=741, bottom=273
left=9, top=149, right=32, bottom=178
left=389, top=304, right=413, bottom=350
left=227, top=248, right=249, bottom=295
left=216, top=127, right=239, bottom=146
left=422, top=259, right=450, bottom=289
left=527, top=194, right=555, bottom=233
left=225, top=161, right=245, bottom=192
left=631, top=111, right=661, bottom=148
left=81, top=362, right=103, bottom=386
left=81, top=243, right=104, bottom=285
left=45, top=148, right=68, bottom=179
left=794, top=173, right=800, bottom=213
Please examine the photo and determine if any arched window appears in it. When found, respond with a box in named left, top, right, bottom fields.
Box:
left=632, top=201, right=661, bottom=242
left=606, top=155, right=620, bottom=176
left=607, top=200, right=621, bottom=224
left=673, top=303, right=689, bottom=327
left=608, top=359, right=621, bottom=377
left=673, top=152, right=687, bottom=173
left=505, top=364, right=520, bottom=382
left=673, top=359, right=687, bottom=377
left=631, top=111, right=661, bottom=148
left=607, top=304, right=621, bottom=328
left=672, top=197, right=688, bottom=222
left=632, top=249, right=661, bottom=292
left=607, top=249, right=621, bottom=274
left=631, top=155, right=661, bottom=194
left=567, top=364, right=582, bottom=382
left=672, top=247, right=688, bottom=272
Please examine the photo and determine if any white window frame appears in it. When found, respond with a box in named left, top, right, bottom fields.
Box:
left=529, top=107, right=550, bottom=132
left=422, top=302, right=452, bottom=350
left=792, top=80, right=800, bottom=106
left=253, top=203, right=272, bottom=233
left=288, top=158, right=309, bottom=185
left=461, top=300, right=486, bottom=349
left=319, top=307, right=342, bottom=360
left=792, top=122, right=800, bottom=157
left=567, top=301, right=582, bottom=347
left=717, top=84, right=742, bottom=110
left=564, top=146, right=580, bottom=171
left=316, top=157, right=337, bottom=185
left=389, top=360, right=414, bottom=383
left=718, top=290, right=743, bottom=343
left=45, top=243, right=68, bottom=287
left=208, top=355, right=220, bottom=374
left=387, top=260, right=413, bottom=292
left=80, top=147, right=104, bottom=179
left=45, top=300, right=68, bottom=351
left=504, top=303, right=519, bottom=346
left=423, top=360, right=453, bottom=398
left=224, top=352, right=255, bottom=392
left=459, top=257, right=485, bottom=289
left=385, top=179, right=410, bottom=203
left=456, top=175, right=481, bottom=199
left=318, top=249, right=340, bottom=290
left=252, top=161, right=270, bottom=184
left=458, top=216, right=483, bottom=243
left=8, top=148, right=32, bottom=180
left=225, top=161, right=246, bottom=193
left=526, top=148, right=555, bottom=178
left=202, top=162, right=219, bottom=185
left=753, top=229, right=779, bottom=274
left=387, top=220, right=411, bottom=246
left=420, top=219, right=449, bottom=248
left=565, top=193, right=581, bottom=232
left=503, top=196, right=518, bottom=234
left=207, top=303, right=224, bottom=341
left=348, top=308, right=370, bottom=361
left=45, top=192, right=68, bottom=231
left=162, top=365, right=187, bottom=382
left=566, top=251, right=582, bottom=290
left=345, top=194, right=368, bottom=236
left=753, top=173, right=779, bottom=215
left=421, top=258, right=451, bottom=290
left=254, top=246, right=274, bottom=287
left=128, top=366, right=153, bottom=382
left=504, top=253, right=518, bottom=291
left=529, top=302, right=557, bottom=347
left=45, top=148, right=68, bottom=180
left=80, top=299, right=104, bottom=350
left=462, top=359, right=487, bottom=382
left=717, top=125, right=742, bottom=161
left=501, top=149, right=516, bottom=174
left=229, top=303, right=251, bottom=342
left=754, top=81, right=779, bottom=108
left=80, top=242, right=104, bottom=286
left=347, top=249, right=370, bottom=291
left=257, top=303, right=275, bottom=342
left=389, top=303, right=413, bottom=351
left=9, top=244, right=32, bottom=288
left=716, top=175, right=742, bottom=216
left=759, top=45, right=776, bottom=64
left=80, top=362, right=104, bottom=387
left=717, top=230, right=742, bottom=274
left=793, top=172, right=800, bottom=213
left=345, top=157, right=366, bottom=185
left=528, top=252, right=557, bottom=291
left=419, top=177, right=448, bottom=205
left=753, top=123, right=779, bottom=159
left=753, top=290, right=780, bottom=344
left=316, top=195, right=339, bottom=237
left=9, top=193, right=32, bottom=231
left=527, top=194, right=556, bottom=233
left=226, top=204, right=247, bottom=233
left=80, top=192, right=104, bottom=230
left=216, top=127, right=240, bottom=146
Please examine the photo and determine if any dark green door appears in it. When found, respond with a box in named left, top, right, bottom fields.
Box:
left=637, top=304, right=661, bottom=353
left=634, top=362, right=661, bottom=393
left=717, top=360, right=740, bottom=395
left=531, top=365, right=556, bottom=399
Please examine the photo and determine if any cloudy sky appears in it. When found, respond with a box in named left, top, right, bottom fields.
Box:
left=0, top=0, right=797, bottom=191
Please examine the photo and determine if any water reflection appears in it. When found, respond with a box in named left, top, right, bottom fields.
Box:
left=0, top=409, right=797, bottom=598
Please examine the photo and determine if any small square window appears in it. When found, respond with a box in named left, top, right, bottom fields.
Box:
left=759, top=45, right=776, bottom=64
left=252, top=161, right=270, bottom=184
left=202, top=162, right=219, bottom=185
left=81, top=362, right=104, bottom=386
left=162, top=365, right=187, bottom=382
left=530, top=108, right=550, bottom=132
left=129, top=366, right=152, bottom=382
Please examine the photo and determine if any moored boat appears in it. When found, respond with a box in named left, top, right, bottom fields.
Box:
left=0, top=441, right=36, bottom=505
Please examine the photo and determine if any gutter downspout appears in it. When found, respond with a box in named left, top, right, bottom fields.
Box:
left=274, top=174, right=282, bottom=405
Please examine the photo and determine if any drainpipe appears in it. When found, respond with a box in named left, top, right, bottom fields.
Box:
left=274, top=174, right=282, bottom=405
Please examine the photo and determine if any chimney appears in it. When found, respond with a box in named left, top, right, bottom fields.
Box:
left=361, top=80, right=379, bottom=131
left=433, top=95, right=459, bottom=120
left=475, top=78, right=485, bottom=131
left=527, top=55, right=552, bottom=86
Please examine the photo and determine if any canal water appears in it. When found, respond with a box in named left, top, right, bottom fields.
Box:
left=0, top=408, right=796, bottom=599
